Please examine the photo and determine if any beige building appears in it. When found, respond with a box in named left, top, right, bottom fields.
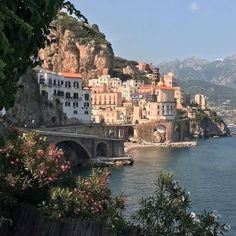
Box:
left=194, top=94, right=207, bottom=109
left=92, top=92, right=122, bottom=110
left=163, top=72, right=175, bottom=87
left=132, top=87, right=177, bottom=124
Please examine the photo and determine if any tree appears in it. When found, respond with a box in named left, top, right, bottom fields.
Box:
left=132, top=172, right=230, bottom=236
left=0, top=0, right=87, bottom=110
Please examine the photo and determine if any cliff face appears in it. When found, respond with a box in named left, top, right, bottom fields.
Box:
left=5, top=70, right=67, bottom=127
left=39, top=13, right=114, bottom=82
left=190, top=110, right=230, bottom=138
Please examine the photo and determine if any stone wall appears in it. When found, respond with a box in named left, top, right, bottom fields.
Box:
left=134, top=119, right=190, bottom=143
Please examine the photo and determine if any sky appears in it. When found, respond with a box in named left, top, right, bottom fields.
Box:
left=71, top=0, right=236, bottom=64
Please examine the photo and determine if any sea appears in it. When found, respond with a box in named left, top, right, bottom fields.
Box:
left=107, top=135, right=236, bottom=235
left=77, top=133, right=236, bottom=235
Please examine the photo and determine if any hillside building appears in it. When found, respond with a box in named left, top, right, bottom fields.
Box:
left=194, top=94, right=207, bottom=110
left=37, top=70, right=91, bottom=124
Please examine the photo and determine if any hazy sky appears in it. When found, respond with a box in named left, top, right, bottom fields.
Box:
left=71, top=0, right=236, bottom=64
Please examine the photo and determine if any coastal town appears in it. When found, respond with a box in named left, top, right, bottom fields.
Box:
left=34, top=63, right=206, bottom=128
left=1, top=2, right=235, bottom=236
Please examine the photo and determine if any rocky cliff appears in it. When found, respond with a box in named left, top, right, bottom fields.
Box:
left=190, top=109, right=230, bottom=138
left=39, top=12, right=114, bottom=83
left=5, top=70, right=67, bottom=128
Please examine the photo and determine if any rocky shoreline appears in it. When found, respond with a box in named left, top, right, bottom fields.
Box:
left=124, top=141, right=198, bottom=153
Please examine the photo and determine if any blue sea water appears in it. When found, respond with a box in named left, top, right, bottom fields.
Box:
left=108, top=136, right=236, bottom=235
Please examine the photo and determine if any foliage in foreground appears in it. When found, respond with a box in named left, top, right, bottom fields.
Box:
left=132, top=172, right=230, bottom=236
left=0, top=130, right=230, bottom=235
left=0, top=130, right=126, bottom=232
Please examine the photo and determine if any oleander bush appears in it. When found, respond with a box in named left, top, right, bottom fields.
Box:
left=0, top=130, right=127, bottom=233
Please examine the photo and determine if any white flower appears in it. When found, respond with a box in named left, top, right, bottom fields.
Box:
left=211, top=210, right=221, bottom=221
left=223, top=224, right=231, bottom=231
left=190, top=212, right=196, bottom=219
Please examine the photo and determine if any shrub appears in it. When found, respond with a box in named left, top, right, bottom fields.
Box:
left=132, top=172, right=230, bottom=236
left=0, top=130, right=127, bottom=233
left=40, top=169, right=127, bottom=232
left=0, top=130, right=70, bottom=206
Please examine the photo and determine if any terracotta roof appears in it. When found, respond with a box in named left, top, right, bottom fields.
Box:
left=158, top=86, right=175, bottom=90
left=59, top=72, right=82, bottom=79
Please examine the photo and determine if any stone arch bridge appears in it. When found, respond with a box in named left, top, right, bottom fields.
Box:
left=35, top=130, right=125, bottom=166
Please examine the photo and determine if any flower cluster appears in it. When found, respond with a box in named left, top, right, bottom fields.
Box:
left=0, top=130, right=71, bottom=208
left=40, top=168, right=127, bottom=232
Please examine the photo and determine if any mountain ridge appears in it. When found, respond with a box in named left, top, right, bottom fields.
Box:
left=158, top=54, right=236, bottom=88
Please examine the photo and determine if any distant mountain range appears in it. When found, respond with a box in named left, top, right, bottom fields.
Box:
left=158, top=54, right=236, bottom=88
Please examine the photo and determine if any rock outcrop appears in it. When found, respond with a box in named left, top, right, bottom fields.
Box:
left=5, top=70, right=67, bottom=128
left=190, top=110, right=231, bottom=138
left=39, top=13, right=114, bottom=84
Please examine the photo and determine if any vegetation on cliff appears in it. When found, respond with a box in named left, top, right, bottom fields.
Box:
left=39, top=12, right=114, bottom=80
left=190, top=108, right=230, bottom=137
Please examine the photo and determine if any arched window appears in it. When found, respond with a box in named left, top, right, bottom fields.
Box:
left=74, top=81, right=79, bottom=88
left=73, top=93, right=78, bottom=99
left=65, top=81, right=71, bottom=88
left=48, top=78, right=52, bottom=86
left=85, top=111, right=88, bottom=115
left=53, top=80, right=57, bottom=86
left=74, top=110, right=78, bottom=114
left=84, top=102, right=89, bottom=107
left=66, top=92, right=71, bottom=98
left=65, top=102, right=71, bottom=107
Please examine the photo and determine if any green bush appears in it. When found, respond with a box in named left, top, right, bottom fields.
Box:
left=40, top=169, right=127, bottom=231
left=132, top=172, right=230, bottom=236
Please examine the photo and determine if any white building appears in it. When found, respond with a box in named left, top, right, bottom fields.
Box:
left=117, top=85, right=136, bottom=101
left=37, top=69, right=91, bottom=124
left=125, top=79, right=145, bottom=88
left=88, top=75, right=122, bottom=90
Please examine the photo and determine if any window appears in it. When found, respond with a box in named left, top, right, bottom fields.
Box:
left=65, top=102, right=70, bottom=107
left=85, top=94, right=89, bottom=100
left=74, top=82, right=79, bottom=88
left=66, top=92, right=70, bottom=98
left=61, top=81, right=64, bottom=85
left=53, top=80, right=57, bottom=86
left=39, top=75, right=45, bottom=84
left=54, top=90, right=57, bottom=95
left=85, top=111, right=88, bottom=115
left=73, top=93, right=78, bottom=99
left=84, top=102, right=89, bottom=107
left=73, top=102, right=78, bottom=107
left=48, top=78, right=52, bottom=86
left=65, top=81, right=71, bottom=88
left=73, top=110, right=78, bottom=114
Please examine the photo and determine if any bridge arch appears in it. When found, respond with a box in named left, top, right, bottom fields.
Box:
left=56, top=140, right=92, bottom=167
left=96, top=142, right=108, bottom=157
